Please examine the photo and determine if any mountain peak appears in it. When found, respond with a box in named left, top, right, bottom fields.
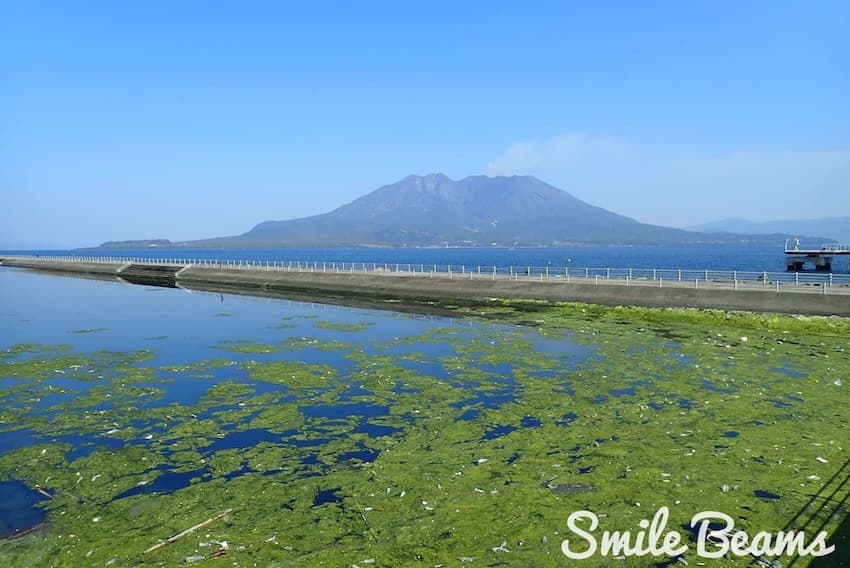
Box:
left=403, top=172, right=451, bottom=182
left=237, top=173, right=695, bottom=246
left=399, top=173, right=544, bottom=186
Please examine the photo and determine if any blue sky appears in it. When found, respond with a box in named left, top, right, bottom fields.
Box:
left=2, top=1, right=848, bottom=248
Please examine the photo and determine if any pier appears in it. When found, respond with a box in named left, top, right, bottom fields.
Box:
left=785, top=240, right=850, bottom=272
left=2, top=255, right=849, bottom=317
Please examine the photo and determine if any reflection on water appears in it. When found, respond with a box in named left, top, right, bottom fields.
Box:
left=0, top=267, right=593, bottom=510
left=0, top=481, right=46, bottom=539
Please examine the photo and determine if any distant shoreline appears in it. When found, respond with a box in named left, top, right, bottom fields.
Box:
left=0, top=241, right=799, bottom=254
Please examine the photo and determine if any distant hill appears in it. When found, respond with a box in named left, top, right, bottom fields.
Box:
left=98, top=239, right=174, bottom=249
left=92, top=174, right=828, bottom=249
left=688, top=217, right=850, bottom=243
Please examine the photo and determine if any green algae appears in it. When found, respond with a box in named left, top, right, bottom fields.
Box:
left=217, top=337, right=353, bottom=354
left=217, top=339, right=281, bottom=354
left=2, top=343, right=72, bottom=360
left=244, top=360, right=337, bottom=390
left=283, top=337, right=352, bottom=351
left=266, top=322, right=298, bottom=330
left=1, top=304, right=849, bottom=567
left=160, top=358, right=234, bottom=377
left=461, top=299, right=850, bottom=337
left=314, top=320, right=375, bottom=332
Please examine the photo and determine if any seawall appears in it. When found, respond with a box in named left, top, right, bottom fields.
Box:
left=2, top=257, right=849, bottom=317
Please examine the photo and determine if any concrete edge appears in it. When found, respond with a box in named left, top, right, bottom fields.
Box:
left=3, top=260, right=848, bottom=317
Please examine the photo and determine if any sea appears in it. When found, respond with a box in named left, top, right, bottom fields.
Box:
left=3, top=244, right=841, bottom=273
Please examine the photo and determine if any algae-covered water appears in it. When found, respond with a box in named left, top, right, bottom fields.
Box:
left=0, top=268, right=848, bottom=567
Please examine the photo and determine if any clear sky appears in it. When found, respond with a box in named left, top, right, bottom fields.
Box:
left=2, top=0, right=848, bottom=248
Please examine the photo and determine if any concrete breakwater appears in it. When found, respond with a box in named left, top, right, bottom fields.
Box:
left=2, top=256, right=849, bottom=316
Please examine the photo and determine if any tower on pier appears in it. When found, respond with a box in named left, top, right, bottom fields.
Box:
left=784, top=239, right=850, bottom=272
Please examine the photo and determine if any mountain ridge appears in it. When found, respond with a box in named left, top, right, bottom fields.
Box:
left=688, top=217, right=850, bottom=243
left=93, top=174, right=829, bottom=248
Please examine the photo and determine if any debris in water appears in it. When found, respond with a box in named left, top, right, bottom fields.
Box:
left=544, top=481, right=596, bottom=495
left=144, top=508, right=233, bottom=554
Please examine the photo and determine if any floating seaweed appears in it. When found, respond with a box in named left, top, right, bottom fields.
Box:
left=0, top=293, right=848, bottom=566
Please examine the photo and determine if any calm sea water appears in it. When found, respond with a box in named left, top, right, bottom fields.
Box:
left=3, top=244, right=837, bottom=272
left=0, top=267, right=583, bottom=535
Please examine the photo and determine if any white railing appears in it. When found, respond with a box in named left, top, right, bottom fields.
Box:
left=785, top=241, right=850, bottom=253
left=821, top=243, right=850, bottom=252
left=3, top=254, right=850, bottom=294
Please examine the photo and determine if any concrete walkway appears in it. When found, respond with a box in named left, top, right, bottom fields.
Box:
left=2, top=257, right=848, bottom=317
